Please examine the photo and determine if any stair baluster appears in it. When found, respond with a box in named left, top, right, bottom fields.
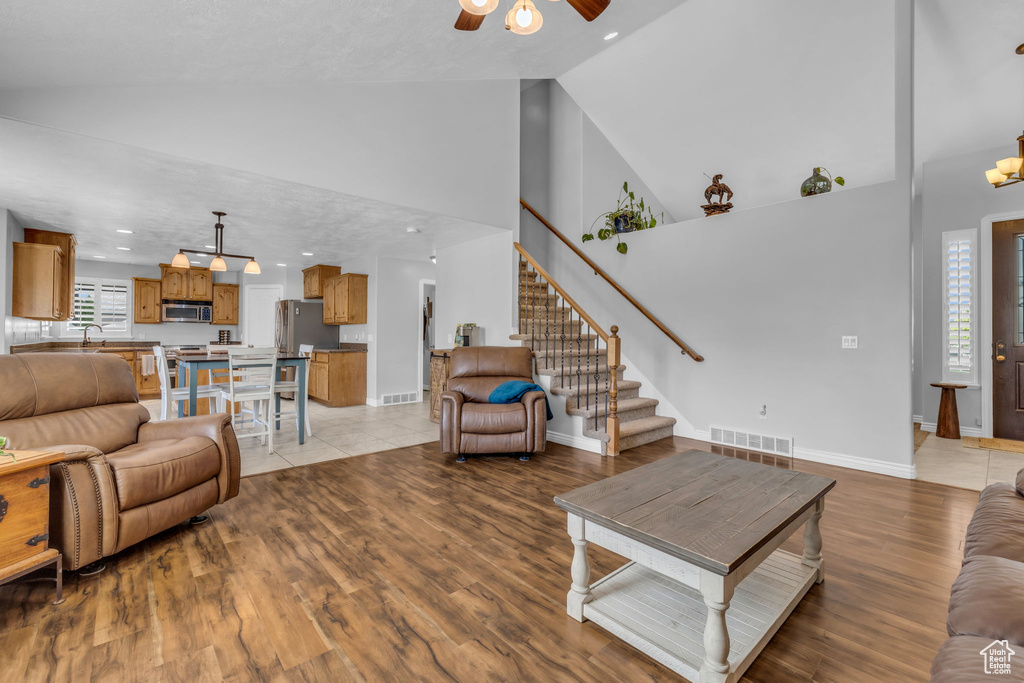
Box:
left=608, top=326, right=621, bottom=456
left=585, top=322, right=592, bottom=433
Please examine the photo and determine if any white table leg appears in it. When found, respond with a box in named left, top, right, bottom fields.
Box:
left=802, top=498, right=825, bottom=584
left=699, top=569, right=733, bottom=683
left=566, top=513, right=592, bottom=622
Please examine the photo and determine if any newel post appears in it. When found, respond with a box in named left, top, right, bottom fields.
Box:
left=607, top=326, right=621, bottom=456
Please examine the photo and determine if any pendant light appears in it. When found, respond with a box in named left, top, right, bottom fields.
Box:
left=459, top=0, right=499, bottom=15
left=209, top=255, right=228, bottom=272
left=986, top=133, right=1024, bottom=188
left=171, top=251, right=191, bottom=268
left=169, top=211, right=262, bottom=273
left=244, top=258, right=261, bottom=274
left=506, top=0, right=543, bottom=35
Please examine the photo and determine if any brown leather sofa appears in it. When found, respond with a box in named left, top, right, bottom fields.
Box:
left=0, top=353, right=240, bottom=571
left=931, top=469, right=1024, bottom=681
left=440, top=346, right=546, bottom=462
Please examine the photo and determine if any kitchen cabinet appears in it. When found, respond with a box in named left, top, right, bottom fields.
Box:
left=12, top=243, right=65, bottom=320
left=96, top=349, right=161, bottom=400
left=160, top=265, right=212, bottom=301
left=133, top=278, right=162, bottom=324
left=302, top=264, right=341, bottom=299
left=211, top=283, right=239, bottom=325
left=23, top=229, right=76, bottom=321
left=308, top=351, right=366, bottom=407
left=323, top=273, right=368, bottom=325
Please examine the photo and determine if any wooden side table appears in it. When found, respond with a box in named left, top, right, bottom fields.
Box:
left=429, top=349, right=453, bottom=423
left=930, top=383, right=968, bottom=439
left=0, top=450, right=66, bottom=605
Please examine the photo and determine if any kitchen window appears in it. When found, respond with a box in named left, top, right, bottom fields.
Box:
left=63, top=277, right=131, bottom=338
left=942, top=229, right=976, bottom=384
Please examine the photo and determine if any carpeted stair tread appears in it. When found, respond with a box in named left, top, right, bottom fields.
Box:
left=550, top=379, right=642, bottom=397
left=567, top=397, right=659, bottom=419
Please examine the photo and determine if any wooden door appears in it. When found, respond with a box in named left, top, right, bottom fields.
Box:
left=993, top=219, right=1024, bottom=439
left=133, top=278, right=162, bottom=324
left=161, top=266, right=189, bottom=299
left=212, top=283, right=239, bottom=325
left=334, top=276, right=350, bottom=323
left=189, top=269, right=213, bottom=301
left=323, top=277, right=337, bottom=324
left=311, top=362, right=329, bottom=400
left=303, top=268, right=318, bottom=299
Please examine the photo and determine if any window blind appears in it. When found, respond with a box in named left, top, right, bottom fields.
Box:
left=67, top=279, right=130, bottom=333
left=945, top=235, right=973, bottom=378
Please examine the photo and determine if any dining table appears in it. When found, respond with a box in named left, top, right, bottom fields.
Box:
left=174, top=352, right=310, bottom=444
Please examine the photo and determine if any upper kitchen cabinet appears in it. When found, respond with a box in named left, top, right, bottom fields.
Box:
left=12, top=243, right=65, bottom=320
left=302, top=264, right=342, bottom=299
left=212, top=283, right=239, bottom=325
left=323, top=273, right=368, bottom=325
left=133, top=278, right=162, bottom=324
left=23, top=228, right=76, bottom=320
left=160, top=265, right=212, bottom=301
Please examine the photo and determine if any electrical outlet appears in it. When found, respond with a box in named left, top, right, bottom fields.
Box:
left=759, top=404, right=768, bottom=420
left=842, top=335, right=858, bottom=349
left=343, top=334, right=347, bottom=341
left=367, top=334, right=374, bottom=342
left=448, top=334, right=454, bottom=344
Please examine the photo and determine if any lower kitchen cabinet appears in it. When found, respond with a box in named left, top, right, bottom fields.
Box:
left=308, top=351, right=366, bottom=407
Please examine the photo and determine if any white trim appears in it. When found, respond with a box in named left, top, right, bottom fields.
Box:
left=912, top=414, right=924, bottom=423
left=547, top=430, right=603, bottom=454
left=366, top=397, right=382, bottom=407
left=979, top=209, right=1024, bottom=439
left=919, top=421, right=983, bottom=438
left=416, top=278, right=436, bottom=404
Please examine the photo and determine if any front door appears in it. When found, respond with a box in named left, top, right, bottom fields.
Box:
left=992, top=219, right=1024, bottom=439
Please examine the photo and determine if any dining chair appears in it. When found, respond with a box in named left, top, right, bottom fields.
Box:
left=152, top=346, right=222, bottom=420
left=217, top=346, right=278, bottom=452
left=273, top=343, right=314, bottom=438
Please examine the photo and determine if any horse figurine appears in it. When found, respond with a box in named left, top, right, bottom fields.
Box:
left=702, top=173, right=734, bottom=216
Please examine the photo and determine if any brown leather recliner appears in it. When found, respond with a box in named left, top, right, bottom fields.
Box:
left=0, top=353, right=241, bottom=570
left=440, top=346, right=547, bottom=462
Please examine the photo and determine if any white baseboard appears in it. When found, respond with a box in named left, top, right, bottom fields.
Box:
left=366, top=397, right=382, bottom=407
left=912, top=414, right=924, bottom=424
left=547, top=430, right=603, bottom=454
left=919, top=421, right=982, bottom=438
left=693, top=430, right=917, bottom=480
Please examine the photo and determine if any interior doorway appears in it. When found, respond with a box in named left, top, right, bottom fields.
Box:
left=244, top=284, right=284, bottom=346
left=418, top=279, right=436, bottom=400
left=992, top=219, right=1024, bottom=439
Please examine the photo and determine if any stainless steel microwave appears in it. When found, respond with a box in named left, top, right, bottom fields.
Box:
left=162, top=302, right=213, bottom=323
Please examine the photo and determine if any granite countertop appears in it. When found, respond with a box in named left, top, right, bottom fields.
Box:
left=313, top=343, right=368, bottom=354
left=12, top=341, right=160, bottom=353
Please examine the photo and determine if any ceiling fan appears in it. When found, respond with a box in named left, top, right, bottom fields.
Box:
left=455, top=0, right=610, bottom=35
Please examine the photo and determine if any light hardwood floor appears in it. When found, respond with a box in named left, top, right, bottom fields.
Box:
left=0, top=436, right=978, bottom=682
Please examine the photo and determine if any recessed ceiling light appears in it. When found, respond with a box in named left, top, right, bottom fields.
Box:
left=406, top=227, right=421, bottom=233
left=93, top=255, right=107, bottom=259
left=116, top=229, right=134, bottom=234
left=117, top=247, right=131, bottom=251
left=276, top=263, right=287, bottom=267
left=190, top=260, right=201, bottom=265
left=604, top=32, right=619, bottom=40
left=302, top=252, right=314, bottom=256
left=205, top=245, right=216, bottom=250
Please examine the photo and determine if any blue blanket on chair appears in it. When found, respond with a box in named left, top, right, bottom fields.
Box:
left=489, top=381, right=553, bottom=421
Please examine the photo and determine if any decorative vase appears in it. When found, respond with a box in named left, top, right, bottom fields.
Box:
left=613, top=213, right=636, bottom=234
left=800, top=168, right=832, bottom=197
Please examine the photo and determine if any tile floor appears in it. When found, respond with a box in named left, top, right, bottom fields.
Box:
left=143, top=394, right=438, bottom=477
left=915, top=429, right=1024, bottom=491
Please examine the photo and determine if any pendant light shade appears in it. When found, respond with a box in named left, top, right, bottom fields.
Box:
left=997, top=157, right=1024, bottom=176
left=987, top=168, right=1009, bottom=186
left=171, top=251, right=191, bottom=269
left=506, top=0, right=543, bottom=35
left=209, top=255, right=228, bottom=272
left=244, top=258, right=261, bottom=274
left=459, top=0, right=499, bottom=15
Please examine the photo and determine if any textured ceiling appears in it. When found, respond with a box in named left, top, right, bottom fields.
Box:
left=0, top=118, right=502, bottom=268
left=0, top=0, right=682, bottom=88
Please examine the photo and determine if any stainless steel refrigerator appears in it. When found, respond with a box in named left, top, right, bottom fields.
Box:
left=275, top=300, right=338, bottom=397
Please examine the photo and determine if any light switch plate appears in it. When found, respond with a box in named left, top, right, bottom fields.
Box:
left=367, top=334, right=374, bottom=342
left=842, top=335, right=858, bottom=349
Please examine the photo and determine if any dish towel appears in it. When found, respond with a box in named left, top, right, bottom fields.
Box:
left=489, top=381, right=553, bottom=421
left=141, top=354, right=157, bottom=377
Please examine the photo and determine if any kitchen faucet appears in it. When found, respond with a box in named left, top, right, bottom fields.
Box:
left=82, top=324, right=103, bottom=346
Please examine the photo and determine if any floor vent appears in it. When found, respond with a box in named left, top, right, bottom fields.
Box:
left=381, top=392, right=419, bottom=406
left=709, top=425, right=794, bottom=457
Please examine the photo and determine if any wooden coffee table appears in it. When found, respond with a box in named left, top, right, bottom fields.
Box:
left=554, top=450, right=835, bottom=683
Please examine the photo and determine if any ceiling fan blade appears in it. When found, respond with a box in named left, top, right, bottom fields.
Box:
left=566, top=0, right=610, bottom=22
left=455, top=10, right=485, bottom=31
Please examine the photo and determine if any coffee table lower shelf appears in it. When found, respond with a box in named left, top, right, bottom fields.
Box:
left=583, top=549, right=816, bottom=682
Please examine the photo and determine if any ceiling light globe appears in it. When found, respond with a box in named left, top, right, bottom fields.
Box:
left=996, top=157, right=1023, bottom=177
left=516, top=8, right=532, bottom=27
left=171, top=252, right=191, bottom=268
left=459, top=0, right=499, bottom=15
left=986, top=168, right=1009, bottom=186
left=244, top=259, right=261, bottom=275
left=210, top=256, right=228, bottom=272
left=506, top=1, right=542, bottom=35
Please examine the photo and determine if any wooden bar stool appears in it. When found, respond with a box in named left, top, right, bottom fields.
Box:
left=930, top=383, right=968, bottom=439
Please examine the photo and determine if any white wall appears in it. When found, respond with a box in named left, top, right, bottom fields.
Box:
left=1, top=209, right=44, bottom=352
left=558, top=0, right=896, bottom=223
left=919, top=144, right=1024, bottom=434
left=375, top=257, right=436, bottom=400
left=0, top=81, right=521, bottom=230
left=435, top=232, right=516, bottom=352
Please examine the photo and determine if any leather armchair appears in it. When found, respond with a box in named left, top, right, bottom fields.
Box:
left=0, top=353, right=241, bottom=570
left=440, top=346, right=547, bottom=461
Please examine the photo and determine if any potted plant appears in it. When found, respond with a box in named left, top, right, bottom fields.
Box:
left=0, top=436, right=13, bottom=462
left=800, top=167, right=846, bottom=197
left=582, top=182, right=663, bottom=254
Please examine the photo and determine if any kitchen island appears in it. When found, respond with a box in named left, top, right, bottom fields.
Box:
left=309, top=344, right=367, bottom=407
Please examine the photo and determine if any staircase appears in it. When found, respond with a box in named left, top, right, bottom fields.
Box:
left=511, top=254, right=677, bottom=455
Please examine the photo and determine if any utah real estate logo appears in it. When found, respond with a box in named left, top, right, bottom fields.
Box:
left=980, top=640, right=1015, bottom=675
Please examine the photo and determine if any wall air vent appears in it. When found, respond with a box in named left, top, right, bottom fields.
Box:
left=381, top=392, right=419, bottom=406
left=709, top=425, right=793, bottom=457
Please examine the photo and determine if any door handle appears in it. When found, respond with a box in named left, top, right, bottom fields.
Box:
left=997, top=340, right=1007, bottom=363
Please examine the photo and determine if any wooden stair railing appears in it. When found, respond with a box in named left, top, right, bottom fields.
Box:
left=520, top=198, right=704, bottom=363
left=516, top=242, right=622, bottom=455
